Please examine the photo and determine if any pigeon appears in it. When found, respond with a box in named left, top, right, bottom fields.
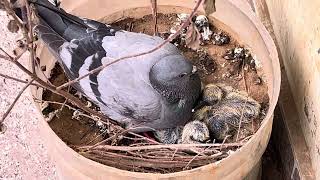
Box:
left=20, top=0, right=201, bottom=132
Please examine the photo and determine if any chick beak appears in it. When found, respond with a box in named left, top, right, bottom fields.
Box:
left=192, top=65, right=197, bottom=74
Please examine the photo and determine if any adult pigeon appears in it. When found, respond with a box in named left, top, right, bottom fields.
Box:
left=23, top=0, right=201, bottom=132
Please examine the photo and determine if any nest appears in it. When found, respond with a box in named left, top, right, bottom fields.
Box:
left=37, top=12, right=269, bottom=173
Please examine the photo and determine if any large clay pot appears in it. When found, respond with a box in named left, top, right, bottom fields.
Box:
left=30, top=0, right=281, bottom=179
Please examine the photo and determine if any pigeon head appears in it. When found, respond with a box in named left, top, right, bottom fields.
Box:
left=149, top=55, right=201, bottom=104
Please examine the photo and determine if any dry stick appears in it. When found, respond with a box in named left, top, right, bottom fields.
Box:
left=88, top=128, right=134, bottom=150
left=81, top=142, right=244, bottom=151
left=23, top=0, right=36, bottom=73
left=219, top=135, right=231, bottom=151
left=0, top=54, right=11, bottom=61
left=0, top=46, right=27, bottom=62
left=0, top=79, right=34, bottom=125
left=2, top=0, right=25, bottom=31
left=2, top=0, right=30, bottom=48
left=34, top=99, right=102, bottom=122
left=150, top=0, right=158, bottom=35
left=86, top=128, right=109, bottom=145
left=183, top=147, right=207, bottom=170
left=1, top=48, right=121, bottom=129
left=235, top=64, right=249, bottom=142
left=128, top=132, right=160, bottom=144
left=0, top=73, right=42, bottom=87
left=56, top=0, right=204, bottom=90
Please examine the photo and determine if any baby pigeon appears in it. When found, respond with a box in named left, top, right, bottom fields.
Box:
left=194, top=83, right=261, bottom=141
left=179, top=120, right=210, bottom=144
left=154, top=120, right=209, bottom=144
left=18, top=0, right=201, bottom=132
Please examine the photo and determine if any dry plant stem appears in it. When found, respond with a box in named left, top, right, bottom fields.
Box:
left=80, top=142, right=244, bottom=151
left=0, top=79, right=34, bottom=124
left=1, top=2, right=119, bottom=132
left=150, top=0, right=158, bottom=35
left=0, top=46, right=27, bottom=61
left=88, top=128, right=137, bottom=150
left=34, top=99, right=102, bottom=122
left=1, top=47, right=121, bottom=128
left=56, top=0, right=204, bottom=90
left=0, top=73, right=43, bottom=87
left=2, top=0, right=30, bottom=45
left=183, top=147, right=208, bottom=170
left=86, top=128, right=109, bottom=145
left=2, top=0, right=25, bottom=30
left=235, top=64, right=249, bottom=142
left=128, top=132, right=160, bottom=144
left=23, top=0, right=36, bottom=73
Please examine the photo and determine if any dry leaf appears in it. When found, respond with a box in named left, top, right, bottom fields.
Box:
left=185, top=23, right=201, bottom=50
left=203, top=0, right=216, bottom=15
left=7, top=20, right=19, bottom=33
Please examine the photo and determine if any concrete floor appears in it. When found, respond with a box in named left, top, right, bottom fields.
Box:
left=0, top=11, right=57, bottom=180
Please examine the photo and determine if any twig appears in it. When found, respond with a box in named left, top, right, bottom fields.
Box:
left=88, top=128, right=133, bottom=150
left=80, top=142, right=244, bottom=151
left=219, top=135, right=231, bottom=151
left=236, top=64, right=249, bottom=142
left=56, top=0, right=204, bottom=90
left=128, top=132, right=160, bottom=144
left=0, top=79, right=34, bottom=124
left=2, top=0, right=26, bottom=30
left=85, top=128, right=109, bottom=145
left=0, top=73, right=42, bottom=87
left=183, top=147, right=208, bottom=170
left=0, top=53, right=11, bottom=61
left=34, top=99, right=101, bottom=122
left=150, top=0, right=158, bottom=35
left=0, top=47, right=13, bottom=59
left=23, top=0, right=36, bottom=73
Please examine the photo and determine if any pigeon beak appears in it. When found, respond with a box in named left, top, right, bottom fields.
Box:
left=192, top=65, right=197, bottom=74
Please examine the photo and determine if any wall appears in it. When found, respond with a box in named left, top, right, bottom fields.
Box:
left=265, top=0, right=320, bottom=179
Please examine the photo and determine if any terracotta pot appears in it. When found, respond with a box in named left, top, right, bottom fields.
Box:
left=30, top=0, right=281, bottom=179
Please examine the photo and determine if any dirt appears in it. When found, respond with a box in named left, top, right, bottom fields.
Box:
left=42, top=66, right=107, bottom=146
left=42, top=13, right=269, bottom=159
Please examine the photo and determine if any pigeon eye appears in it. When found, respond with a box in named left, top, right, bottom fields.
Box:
left=179, top=73, right=187, bottom=78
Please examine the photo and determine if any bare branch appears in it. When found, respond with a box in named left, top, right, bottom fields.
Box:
left=0, top=79, right=34, bottom=125
left=80, top=142, right=244, bottom=152
left=0, top=73, right=43, bottom=87
left=56, top=0, right=204, bottom=90
left=150, top=0, right=158, bottom=35
left=24, top=0, right=36, bottom=73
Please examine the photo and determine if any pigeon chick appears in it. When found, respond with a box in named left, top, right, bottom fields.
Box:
left=17, top=0, right=201, bottom=133
left=154, top=127, right=182, bottom=144
left=194, top=83, right=261, bottom=141
left=154, top=120, right=210, bottom=144
left=178, top=120, right=210, bottom=144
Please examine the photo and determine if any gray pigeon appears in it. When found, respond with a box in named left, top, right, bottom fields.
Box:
left=25, top=0, right=201, bottom=132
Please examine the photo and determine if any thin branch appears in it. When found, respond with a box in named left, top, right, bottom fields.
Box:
left=0, top=79, right=34, bottom=124
left=80, top=142, right=244, bottom=151
left=236, top=64, right=249, bottom=142
left=0, top=47, right=13, bottom=59
left=0, top=73, right=43, bottom=87
left=150, top=0, right=158, bottom=35
left=0, top=53, right=12, bottom=61
left=1, top=47, right=121, bottom=127
left=56, top=0, right=204, bottom=90
left=24, top=0, right=36, bottom=73
left=2, top=0, right=30, bottom=40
